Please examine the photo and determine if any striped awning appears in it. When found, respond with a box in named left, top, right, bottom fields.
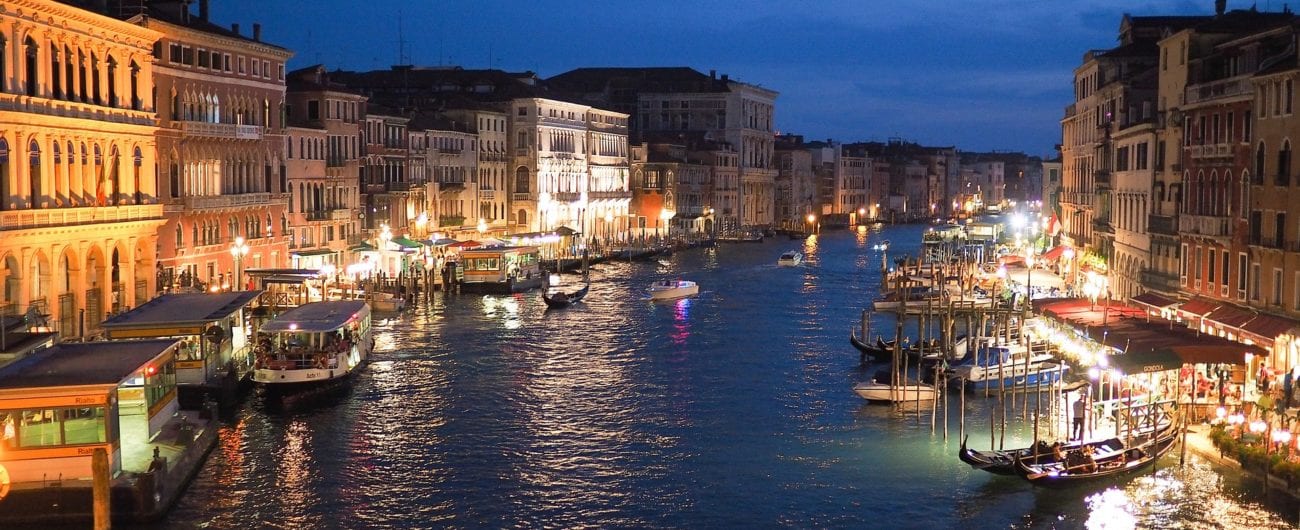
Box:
left=1176, top=297, right=1218, bottom=318
left=1203, top=304, right=1255, bottom=330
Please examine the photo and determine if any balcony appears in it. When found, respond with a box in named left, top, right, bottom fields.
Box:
left=1187, top=143, right=1233, bottom=159
left=1092, top=217, right=1114, bottom=235
left=0, top=203, right=164, bottom=231
left=588, top=190, right=633, bottom=201
left=1147, top=214, right=1176, bottom=235
left=304, top=211, right=329, bottom=221
left=480, top=190, right=496, bottom=200
left=1178, top=214, right=1230, bottom=238
left=331, top=209, right=352, bottom=220
left=1093, top=169, right=1111, bottom=187
left=551, top=192, right=581, bottom=203
left=178, top=120, right=263, bottom=140
left=172, top=193, right=273, bottom=212
left=1184, top=75, right=1252, bottom=105
left=512, top=193, right=534, bottom=202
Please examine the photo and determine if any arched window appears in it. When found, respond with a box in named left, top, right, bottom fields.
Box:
left=50, top=42, right=61, bottom=99
left=92, top=144, right=103, bottom=206
left=133, top=146, right=143, bottom=204
left=24, top=38, right=39, bottom=97
left=129, top=60, right=140, bottom=110
left=1256, top=142, right=1267, bottom=184
left=1279, top=140, right=1292, bottom=186
left=175, top=223, right=183, bottom=249
left=192, top=224, right=198, bottom=247
left=262, top=99, right=270, bottom=128
left=514, top=166, right=530, bottom=193
left=91, top=52, right=101, bottom=105
left=64, top=47, right=74, bottom=101
left=28, top=140, right=41, bottom=208
left=0, top=37, right=7, bottom=94
left=109, top=146, right=121, bottom=205
left=107, top=56, right=118, bottom=107
left=0, top=138, right=9, bottom=210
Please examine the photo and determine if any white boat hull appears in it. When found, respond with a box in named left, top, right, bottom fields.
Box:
left=255, top=345, right=367, bottom=387
left=650, top=284, right=699, bottom=300
left=853, top=382, right=937, bottom=402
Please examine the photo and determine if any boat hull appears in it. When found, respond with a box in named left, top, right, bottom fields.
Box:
left=963, top=364, right=1067, bottom=391
left=853, top=382, right=937, bottom=402
left=650, top=284, right=699, bottom=300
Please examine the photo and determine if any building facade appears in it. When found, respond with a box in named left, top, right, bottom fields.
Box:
left=0, top=0, right=165, bottom=337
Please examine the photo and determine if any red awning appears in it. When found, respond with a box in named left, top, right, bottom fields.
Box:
left=448, top=240, right=482, bottom=249
left=1130, top=292, right=1177, bottom=311
left=1041, top=245, right=1071, bottom=261
left=997, top=254, right=1025, bottom=266
left=1203, top=304, right=1256, bottom=329
left=1242, top=313, right=1300, bottom=342
left=1177, top=297, right=1219, bottom=317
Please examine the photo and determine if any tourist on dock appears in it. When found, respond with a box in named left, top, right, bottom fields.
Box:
left=1072, top=394, right=1087, bottom=441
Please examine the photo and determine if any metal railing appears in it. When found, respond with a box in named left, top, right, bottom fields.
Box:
left=1185, top=76, right=1252, bottom=105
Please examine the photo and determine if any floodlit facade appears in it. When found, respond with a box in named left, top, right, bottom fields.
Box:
left=0, top=0, right=165, bottom=337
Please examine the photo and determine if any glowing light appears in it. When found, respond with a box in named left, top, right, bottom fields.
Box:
left=288, top=323, right=298, bottom=331
left=806, top=213, right=816, bottom=224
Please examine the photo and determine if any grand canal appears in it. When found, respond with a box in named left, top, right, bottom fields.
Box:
left=164, top=224, right=1298, bottom=528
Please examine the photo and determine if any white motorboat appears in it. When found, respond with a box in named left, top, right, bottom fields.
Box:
left=649, top=279, right=699, bottom=300
left=253, top=300, right=373, bottom=388
left=777, top=251, right=803, bottom=267
left=853, top=381, right=937, bottom=402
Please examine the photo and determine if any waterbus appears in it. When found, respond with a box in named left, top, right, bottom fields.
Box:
left=457, top=246, right=544, bottom=294
left=252, top=301, right=372, bottom=389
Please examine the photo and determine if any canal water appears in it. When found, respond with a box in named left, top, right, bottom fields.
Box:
left=163, top=224, right=1298, bottom=529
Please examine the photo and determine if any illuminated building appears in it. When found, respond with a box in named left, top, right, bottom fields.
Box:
left=132, top=1, right=293, bottom=291
left=0, top=0, right=164, bottom=337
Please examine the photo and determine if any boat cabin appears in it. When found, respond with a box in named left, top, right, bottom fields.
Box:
left=255, top=301, right=371, bottom=376
left=0, top=339, right=180, bottom=485
left=243, top=268, right=329, bottom=309
left=457, top=246, right=544, bottom=294
left=98, top=291, right=261, bottom=407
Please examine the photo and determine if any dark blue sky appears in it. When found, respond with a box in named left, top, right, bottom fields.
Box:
left=217, top=0, right=1219, bottom=156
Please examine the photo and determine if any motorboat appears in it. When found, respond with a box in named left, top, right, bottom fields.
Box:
left=853, top=370, right=937, bottom=402
left=777, top=251, right=803, bottom=267
left=253, top=300, right=373, bottom=388
left=649, top=279, right=699, bottom=300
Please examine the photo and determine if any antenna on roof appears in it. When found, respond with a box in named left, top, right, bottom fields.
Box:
left=396, top=10, right=409, bottom=66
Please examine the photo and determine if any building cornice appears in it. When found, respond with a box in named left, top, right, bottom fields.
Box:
left=132, top=16, right=294, bottom=60
left=6, top=0, right=162, bottom=49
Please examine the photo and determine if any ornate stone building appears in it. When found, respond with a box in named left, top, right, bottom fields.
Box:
left=0, top=0, right=165, bottom=337
left=133, top=2, right=292, bottom=291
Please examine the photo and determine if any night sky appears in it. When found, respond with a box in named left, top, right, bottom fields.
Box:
left=216, top=0, right=1221, bottom=156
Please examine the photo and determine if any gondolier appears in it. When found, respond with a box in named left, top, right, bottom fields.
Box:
left=1072, top=394, right=1087, bottom=441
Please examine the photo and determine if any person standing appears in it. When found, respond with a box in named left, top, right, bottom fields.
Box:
left=1072, top=394, right=1087, bottom=441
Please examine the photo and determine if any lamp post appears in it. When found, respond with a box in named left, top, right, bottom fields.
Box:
left=806, top=213, right=817, bottom=235
left=378, top=223, right=393, bottom=277
left=229, top=236, right=249, bottom=291
left=659, top=209, right=674, bottom=242
left=1024, top=251, right=1035, bottom=315
left=872, top=240, right=891, bottom=272
left=858, top=207, right=866, bottom=226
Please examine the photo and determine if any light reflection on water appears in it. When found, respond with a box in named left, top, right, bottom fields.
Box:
left=160, top=225, right=1298, bottom=529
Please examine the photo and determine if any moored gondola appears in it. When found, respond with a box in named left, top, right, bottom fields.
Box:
left=849, top=332, right=895, bottom=362
left=1012, top=423, right=1179, bottom=486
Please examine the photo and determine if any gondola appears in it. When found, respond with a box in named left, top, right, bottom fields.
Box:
left=960, top=420, right=1175, bottom=476
left=1012, top=423, right=1179, bottom=486
left=849, top=332, right=895, bottom=363
left=542, top=283, right=589, bottom=309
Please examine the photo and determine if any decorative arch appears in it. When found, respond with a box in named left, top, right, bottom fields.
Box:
left=514, top=166, right=530, bottom=193
left=1, top=252, right=18, bottom=311
left=0, top=137, right=10, bottom=211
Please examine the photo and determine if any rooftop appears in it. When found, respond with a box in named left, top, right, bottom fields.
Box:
left=100, top=291, right=262, bottom=328
left=0, top=339, right=178, bottom=389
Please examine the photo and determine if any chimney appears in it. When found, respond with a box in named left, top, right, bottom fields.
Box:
left=253, top=23, right=262, bottom=42
left=721, top=74, right=729, bottom=82
left=199, top=0, right=209, bottom=21
left=231, top=23, right=240, bottom=36
left=709, top=69, right=716, bottom=79
left=1215, top=0, right=1226, bottom=15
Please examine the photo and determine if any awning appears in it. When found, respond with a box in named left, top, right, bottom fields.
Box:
left=348, top=242, right=376, bottom=252
left=291, top=249, right=336, bottom=257
left=1130, top=292, right=1177, bottom=313
left=1203, top=304, right=1255, bottom=330
left=1108, top=349, right=1184, bottom=374
left=1040, top=244, right=1071, bottom=261
left=1177, top=297, right=1218, bottom=318
left=555, top=226, right=579, bottom=236
left=391, top=236, right=423, bottom=249
left=1241, top=313, right=1300, bottom=343
left=448, top=240, right=481, bottom=249
left=426, top=238, right=459, bottom=247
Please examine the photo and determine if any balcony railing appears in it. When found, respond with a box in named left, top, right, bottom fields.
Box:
left=1177, top=214, right=1230, bottom=238
left=0, top=203, right=163, bottom=230
left=588, top=190, right=633, bottom=201
left=331, top=209, right=352, bottom=220
left=178, top=193, right=273, bottom=211
left=178, top=121, right=263, bottom=140
left=479, top=190, right=496, bottom=200
left=1187, top=143, right=1234, bottom=159
left=1185, top=76, right=1252, bottom=105
left=1093, top=169, right=1111, bottom=186
left=552, top=192, right=581, bottom=203
left=512, top=193, right=534, bottom=202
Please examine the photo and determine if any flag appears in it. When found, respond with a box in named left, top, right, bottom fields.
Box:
left=96, top=152, right=118, bottom=206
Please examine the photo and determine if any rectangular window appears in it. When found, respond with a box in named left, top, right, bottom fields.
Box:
left=181, top=46, right=194, bottom=66
left=1251, top=262, right=1261, bottom=301
left=1289, top=79, right=1295, bottom=115
left=1208, top=249, right=1216, bottom=284
left=307, top=100, right=319, bottom=120
left=1238, top=253, right=1248, bottom=298
left=1180, top=243, right=1189, bottom=282
left=1245, top=111, right=1253, bottom=142
left=224, top=53, right=232, bottom=72
left=1222, top=252, right=1230, bottom=287
left=1275, top=268, right=1284, bottom=305
left=1136, top=142, right=1149, bottom=170
left=238, top=56, right=246, bottom=74
left=169, top=43, right=183, bottom=63
left=1227, top=111, right=1235, bottom=142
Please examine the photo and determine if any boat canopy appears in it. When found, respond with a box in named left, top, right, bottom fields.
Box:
left=260, top=301, right=369, bottom=333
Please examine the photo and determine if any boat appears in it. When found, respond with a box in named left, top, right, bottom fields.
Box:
left=849, top=332, right=895, bottom=362
left=369, top=290, right=406, bottom=313
left=945, top=345, right=1061, bottom=390
left=1012, top=423, right=1180, bottom=486
left=853, top=370, right=937, bottom=402
left=871, top=286, right=941, bottom=311
left=777, top=251, right=803, bottom=267
left=649, top=279, right=699, bottom=300
left=542, top=282, right=589, bottom=309
left=458, top=245, right=545, bottom=294
left=252, top=300, right=373, bottom=388
left=959, top=418, right=1175, bottom=476
left=788, top=232, right=808, bottom=240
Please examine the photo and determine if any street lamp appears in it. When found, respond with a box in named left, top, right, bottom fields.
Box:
left=379, top=223, right=393, bottom=277
left=659, top=209, right=674, bottom=241
left=229, top=236, right=249, bottom=291
left=806, top=213, right=817, bottom=234
left=872, top=240, right=890, bottom=271
left=477, top=217, right=488, bottom=236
